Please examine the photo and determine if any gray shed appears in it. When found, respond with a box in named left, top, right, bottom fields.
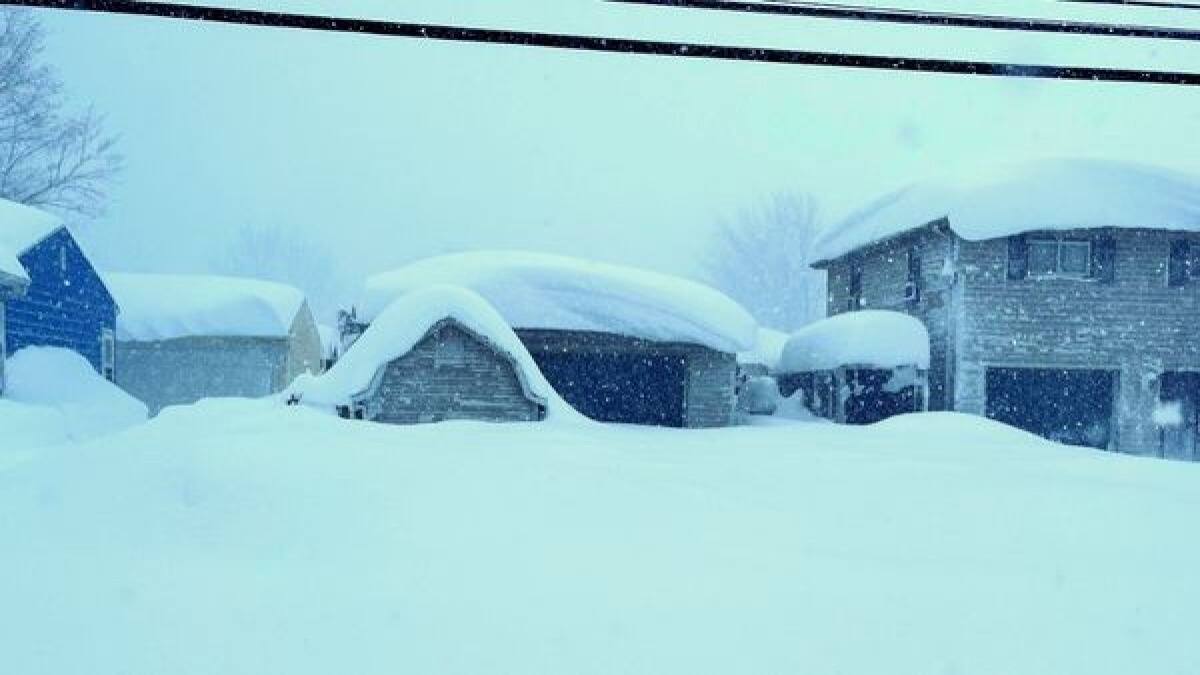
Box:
left=105, top=273, right=323, bottom=415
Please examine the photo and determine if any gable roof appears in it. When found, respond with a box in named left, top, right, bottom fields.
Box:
left=292, top=285, right=582, bottom=421
left=812, top=158, right=1200, bottom=266
left=0, top=198, right=62, bottom=284
left=105, top=273, right=307, bottom=341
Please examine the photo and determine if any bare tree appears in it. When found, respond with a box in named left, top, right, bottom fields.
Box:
left=0, top=9, right=120, bottom=216
left=704, top=193, right=826, bottom=331
left=213, top=223, right=350, bottom=324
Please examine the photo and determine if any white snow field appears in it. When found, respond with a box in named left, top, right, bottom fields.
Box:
left=3, top=400, right=1200, bottom=675
left=359, top=251, right=757, bottom=353
left=812, top=158, right=1200, bottom=264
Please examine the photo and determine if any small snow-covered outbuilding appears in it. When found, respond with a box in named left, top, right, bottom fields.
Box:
left=1, top=199, right=118, bottom=392
left=776, top=311, right=930, bottom=424
left=350, top=251, right=756, bottom=428
left=292, top=286, right=576, bottom=424
left=106, top=273, right=323, bottom=415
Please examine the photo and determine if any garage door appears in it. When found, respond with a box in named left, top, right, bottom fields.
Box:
left=530, top=351, right=687, bottom=427
left=985, top=367, right=1117, bottom=449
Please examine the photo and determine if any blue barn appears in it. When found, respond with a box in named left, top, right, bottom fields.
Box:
left=0, top=200, right=117, bottom=383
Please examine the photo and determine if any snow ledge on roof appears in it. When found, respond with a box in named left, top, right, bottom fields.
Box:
left=778, top=311, right=930, bottom=373
left=105, top=273, right=307, bottom=342
left=812, top=158, right=1200, bottom=264
left=358, top=251, right=757, bottom=354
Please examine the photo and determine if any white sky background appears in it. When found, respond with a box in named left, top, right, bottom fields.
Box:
left=36, top=0, right=1200, bottom=316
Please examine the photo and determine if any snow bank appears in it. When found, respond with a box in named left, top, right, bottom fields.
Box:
left=737, top=326, right=788, bottom=369
left=3, top=347, right=147, bottom=443
left=291, top=285, right=582, bottom=422
left=105, top=273, right=306, bottom=341
left=359, top=251, right=756, bottom=353
left=779, top=310, right=930, bottom=373
left=0, top=197, right=62, bottom=282
left=3, top=400, right=1199, bottom=675
left=813, top=158, right=1200, bottom=263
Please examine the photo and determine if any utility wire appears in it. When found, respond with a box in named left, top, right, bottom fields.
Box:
left=3, top=0, right=1199, bottom=86
left=1061, top=0, right=1200, bottom=10
left=607, top=0, right=1200, bottom=41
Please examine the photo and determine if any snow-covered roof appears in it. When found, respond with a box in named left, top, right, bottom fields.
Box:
left=105, top=273, right=307, bottom=342
left=812, top=158, right=1200, bottom=265
left=359, top=251, right=756, bottom=354
left=778, top=311, right=930, bottom=373
left=0, top=198, right=62, bottom=283
left=292, top=285, right=581, bottom=421
left=737, top=327, right=789, bottom=370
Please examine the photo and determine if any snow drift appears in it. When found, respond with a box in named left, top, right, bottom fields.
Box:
left=105, top=272, right=307, bottom=341
left=2, top=347, right=147, bottom=444
left=358, top=251, right=757, bottom=353
left=779, top=310, right=930, bottom=373
left=291, top=285, right=582, bottom=422
left=812, top=158, right=1200, bottom=263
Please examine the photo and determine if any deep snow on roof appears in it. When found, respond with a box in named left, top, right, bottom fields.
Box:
left=106, top=273, right=307, bottom=341
left=737, top=327, right=789, bottom=370
left=779, top=310, right=930, bottom=373
left=359, top=251, right=756, bottom=353
left=812, top=158, right=1200, bottom=264
left=292, top=285, right=580, bottom=421
left=0, top=198, right=61, bottom=282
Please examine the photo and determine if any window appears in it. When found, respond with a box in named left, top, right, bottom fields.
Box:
left=905, top=248, right=921, bottom=304
left=847, top=267, right=862, bottom=311
left=100, top=328, right=115, bottom=382
left=1190, top=246, right=1200, bottom=280
left=1028, top=238, right=1091, bottom=278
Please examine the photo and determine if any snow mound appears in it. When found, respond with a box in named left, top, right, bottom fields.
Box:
left=779, top=310, right=930, bottom=373
left=291, top=285, right=583, bottom=422
left=106, top=273, right=306, bottom=341
left=0, top=197, right=62, bottom=282
left=812, top=158, right=1200, bottom=263
left=358, top=251, right=756, bottom=353
left=3, top=347, right=147, bottom=442
left=737, top=326, right=789, bottom=369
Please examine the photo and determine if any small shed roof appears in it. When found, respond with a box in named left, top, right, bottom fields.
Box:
left=358, top=251, right=757, bottom=354
left=811, top=158, right=1200, bottom=265
left=778, top=311, right=930, bottom=374
left=291, top=285, right=582, bottom=421
left=0, top=198, right=62, bottom=283
left=105, top=273, right=307, bottom=342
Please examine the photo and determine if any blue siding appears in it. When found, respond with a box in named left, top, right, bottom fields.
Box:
left=4, top=228, right=116, bottom=372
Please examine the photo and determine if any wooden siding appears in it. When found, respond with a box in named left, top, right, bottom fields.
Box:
left=955, top=228, right=1200, bottom=455
left=4, top=229, right=116, bottom=373
left=360, top=322, right=542, bottom=424
left=116, top=335, right=290, bottom=415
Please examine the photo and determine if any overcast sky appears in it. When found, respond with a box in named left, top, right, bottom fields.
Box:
left=36, top=0, right=1200, bottom=316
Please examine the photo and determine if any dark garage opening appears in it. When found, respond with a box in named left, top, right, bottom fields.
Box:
left=1160, top=372, right=1199, bottom=461
left=530, top=351, right=687, bottom=426
left=986, top=367, right=1117, bottom=449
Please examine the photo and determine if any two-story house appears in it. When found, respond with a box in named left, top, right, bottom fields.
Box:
left=811, top=158, right=1200, bottom=459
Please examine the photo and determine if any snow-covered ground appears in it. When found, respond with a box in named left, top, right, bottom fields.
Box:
left=2, top=399, right=1199, bottom=674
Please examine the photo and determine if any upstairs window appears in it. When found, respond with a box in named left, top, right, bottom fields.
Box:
left=847, top=267, right=862, bottom=311
left=1169, top=239, right=1199, bottom=287
left=1027, top=238, right=1091, bottom=278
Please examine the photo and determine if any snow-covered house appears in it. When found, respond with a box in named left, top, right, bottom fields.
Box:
left=105, top=273, right=323, bottom=415
left=348, top=252, right=757, bottom=428
left=291, top=286, right=579, bottom=424
left=811, top=158, right=1200, bottom=457
left=1, top=200, right=119, bottom=391
left=775, top=311, right=929, bottom=424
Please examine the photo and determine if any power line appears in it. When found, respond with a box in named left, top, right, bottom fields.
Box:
left=1061, top=0, right=1200, bottom=10
left=3, top=0, right=1199, bottom=86
left=607, top=0, right=1200, bottom=41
